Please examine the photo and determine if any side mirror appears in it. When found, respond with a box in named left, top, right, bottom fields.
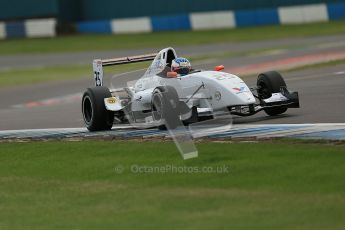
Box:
left=215, top=65, right=225, bottom=71
left=167, top=72, right=178, bottom=78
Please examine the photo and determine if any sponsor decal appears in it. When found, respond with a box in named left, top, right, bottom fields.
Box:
left=215, top=73, right=234, bottom=81
left=107, top=98, right=117, bottom=104
left=94, top=71, right=102, bottom=86
left=233, top=86, right=246, bottom=94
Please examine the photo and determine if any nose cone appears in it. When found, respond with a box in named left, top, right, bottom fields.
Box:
left=234, top=91, right=256, bottom=104
left=218, top=84, right=255, bottom=106
left=212, top=73, right=256, bottom=105
left=189, top=71, right=256, bottom=107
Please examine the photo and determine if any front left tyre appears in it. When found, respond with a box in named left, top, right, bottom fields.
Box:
left=82, top=87, right=114, bottom=131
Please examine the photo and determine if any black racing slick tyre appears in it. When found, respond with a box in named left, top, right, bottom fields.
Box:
left=151, top=86, right=180, bottom=130
left=82, top=87, right=114, bottom=131
left=257, top=71, right=288, bottom=116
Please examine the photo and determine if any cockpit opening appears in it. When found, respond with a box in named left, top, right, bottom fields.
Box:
left=166, top=49, right=176, bottom=67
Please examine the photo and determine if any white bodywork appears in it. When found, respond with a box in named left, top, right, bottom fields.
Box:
left=99, top=47, right=295, bottom=126
left=130, top=71, right=256, bottom=112
left=104, top=48, right=257, bottom=115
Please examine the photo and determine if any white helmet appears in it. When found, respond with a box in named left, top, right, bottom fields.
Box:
left=171, top=57, right=191, bottom=75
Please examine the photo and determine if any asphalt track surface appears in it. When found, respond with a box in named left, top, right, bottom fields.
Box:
left=0, top=34, right=345, bottom=130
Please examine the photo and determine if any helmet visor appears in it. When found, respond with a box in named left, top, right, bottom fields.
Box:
left=175, top=67, right=190, bottom=75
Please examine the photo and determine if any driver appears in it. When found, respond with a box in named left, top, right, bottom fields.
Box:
left=171, top=57, right=192, bottom=76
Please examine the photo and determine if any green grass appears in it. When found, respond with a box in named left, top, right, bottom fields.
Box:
left=0, top=141, right=345, bottom=229
left=0, top=62, right=148, bottom=88
left=1, top=20, right=345, bottom=55
left=0, top=64, right=90, bottom=87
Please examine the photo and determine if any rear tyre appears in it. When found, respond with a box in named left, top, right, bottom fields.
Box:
left=257, top=71, right=288, bottom=116
left=151, top=86, right=180, bottom=130
left=82, top=87, right=114, bottom=131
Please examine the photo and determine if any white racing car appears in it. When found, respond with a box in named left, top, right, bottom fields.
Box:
left=82, top=47, right=299, bottom=131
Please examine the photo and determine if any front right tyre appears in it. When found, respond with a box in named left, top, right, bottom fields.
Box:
left=257, top=71, right=288, bottom=116
left=82, top=87, right=114, bottom=131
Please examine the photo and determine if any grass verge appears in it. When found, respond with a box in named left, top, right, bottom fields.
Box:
left=1, top=20, right=345, bottom=55
left=0, top=62, right=148, bottom=88
left=0, top=141, right=345, bottom=229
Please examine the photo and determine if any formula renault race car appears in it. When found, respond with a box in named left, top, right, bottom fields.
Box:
left=82, top=47, right=299, bottom=131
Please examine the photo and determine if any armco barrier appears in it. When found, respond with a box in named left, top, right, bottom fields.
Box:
left=327, top=2, right=345, bottom=19
left=111, top=17, right=152, bottom=33
left=0, top=18, right=56, bottom=39
left=0, top=22, right=5, bottom=39
left=234, top=8, right=280, bottom=27
left=76, top=2, right=345, bottom=34
left=1, top=2, right=345, bottom=39
left=151, top=14, right=191, bottom=32
left=278, top=4, right=329, bottom=24
left=77, top=20, right=112, bottom=34
left=190, top=11, right=236, bottom=30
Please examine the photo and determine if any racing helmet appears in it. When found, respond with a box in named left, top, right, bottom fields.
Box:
left=171, top=57, right=191, bottom=75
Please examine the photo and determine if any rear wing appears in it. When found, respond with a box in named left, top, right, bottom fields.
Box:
left=93, top=53, right=157, bottom=86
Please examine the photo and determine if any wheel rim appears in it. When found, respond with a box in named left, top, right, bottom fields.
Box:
left=83, top=96, right=93, bottom=125
left=258, top=82, right=271, bottom=99
left=152, top=93, right=163, bottom=122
